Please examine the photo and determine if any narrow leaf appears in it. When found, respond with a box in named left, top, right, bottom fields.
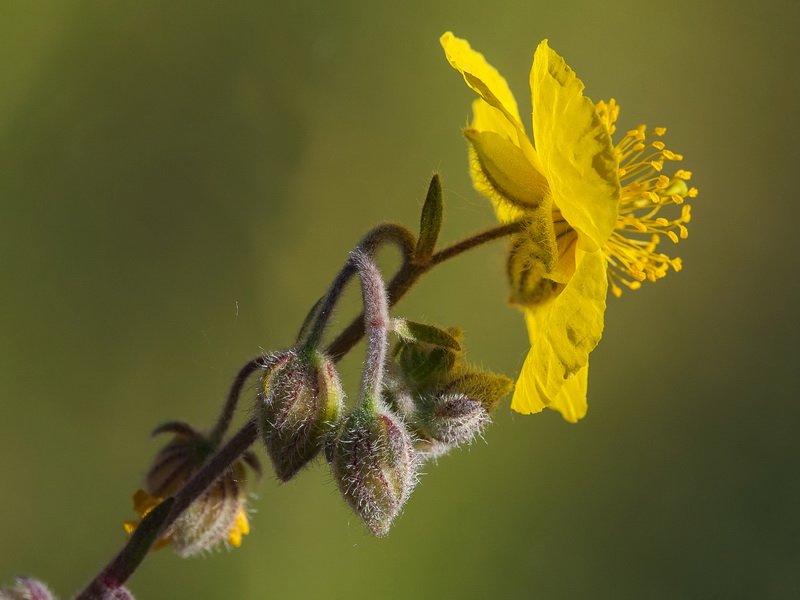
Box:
left=392, top=318, right=461, bottom=350
left=415, top=174, right=444, bottom=263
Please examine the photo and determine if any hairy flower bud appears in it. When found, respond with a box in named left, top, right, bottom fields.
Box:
left=404, top=369, right=513, bottom=460
left=257, top=349, right=344, bottom=481
left=124, top=422, right=259, bottom=557
left=0, top=578, right=55, bottom=600
left=326, top=407, right=417, bottom=536
left=417, top=394, right=490, bottom=447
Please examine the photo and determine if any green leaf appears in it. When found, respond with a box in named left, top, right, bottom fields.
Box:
left=392, top=319, right=461, bottom=350
left=415, top=174, right=444, bottom=263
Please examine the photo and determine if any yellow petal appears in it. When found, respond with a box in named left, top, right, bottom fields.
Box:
left=548, top=364, right=588, bottom=422
left=530, top=40, right=619, bottom=251
left=227, top=509, right=249, bottom=547
left=465, top=128, right=549, bottom=212
left=511, top=248, right=607, bottom=414
left=441, top=32, right=524, bottom=136
left=471, top=98, right=518, bottom=144
left=131, top=488, right=162, bottom=516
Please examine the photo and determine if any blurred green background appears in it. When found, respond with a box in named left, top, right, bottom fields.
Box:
left=2, top=1, right=799, bottom=598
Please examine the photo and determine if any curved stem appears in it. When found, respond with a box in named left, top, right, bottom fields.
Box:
left=326, top=220, right=525, bottom=360
left=430, top=221, right=524, bottom=266
left=301, top=223, right=415, bottom=353
left=350, top=251, right=390, bottom=411
left=208, top=357, right=270, bottom=447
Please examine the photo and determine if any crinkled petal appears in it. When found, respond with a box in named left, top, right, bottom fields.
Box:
left=530, top=40, right=619, bottom=251
left=548, top=364, right=588, bottom=422
left=441, top=32, right=524, bottom=135
left=466, top=128, right=549, bottom=213
left=511, top=248, right=607, bottom=414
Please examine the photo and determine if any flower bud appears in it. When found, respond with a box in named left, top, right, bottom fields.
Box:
left=124, top=422, right=258, bottom=557
left=408, top=370, right=513, bottom=460
left=0, top=578, right=55, bottom=600
left=257, top=349, right=344, bottom=481
left=326, top=407, right=417, bottom=536
left=416, top=394, right=489, bottom=447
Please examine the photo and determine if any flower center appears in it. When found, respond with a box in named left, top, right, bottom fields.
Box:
left=596, top=100, right=697, bottom=297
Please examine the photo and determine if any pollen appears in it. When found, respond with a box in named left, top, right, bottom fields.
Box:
left=595, top=100, right=696, bottom=296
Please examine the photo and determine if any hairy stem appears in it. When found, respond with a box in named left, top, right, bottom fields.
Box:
left=301, top=223, right=415, bottom=353
left=350, top=251, right=390, bottom=411
left=208, top=357, right=270, bottom=447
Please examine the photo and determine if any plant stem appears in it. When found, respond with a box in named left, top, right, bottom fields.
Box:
left=350, top=251, right=390, bottom=411
left=208, top=357, right=270, bottom=447
left=301, top=223, right=415, bottom=353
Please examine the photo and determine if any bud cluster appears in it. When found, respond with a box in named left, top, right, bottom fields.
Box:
left=322, top=321, right=511, bottom=535
left=387, top=325, right=513, bottom=460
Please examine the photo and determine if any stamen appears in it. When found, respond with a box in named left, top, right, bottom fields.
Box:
left=597, top=108, right=695, bottom=295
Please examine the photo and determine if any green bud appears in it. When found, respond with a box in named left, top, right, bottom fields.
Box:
left=0, top=578, right=55, bottom=600
left=257, top=350, right=344, bottom=482
left=326, top=406, right=417, bottom=536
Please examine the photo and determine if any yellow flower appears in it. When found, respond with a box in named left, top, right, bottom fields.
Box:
left=440, top=33, right=695, bottom=421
